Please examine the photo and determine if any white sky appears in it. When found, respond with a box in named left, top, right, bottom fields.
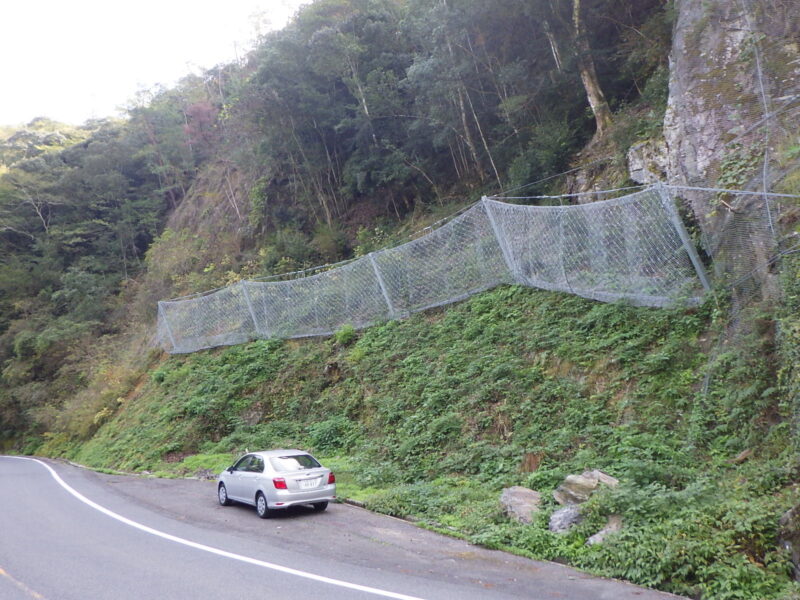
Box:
left=1, top=0, right=308, bottom=127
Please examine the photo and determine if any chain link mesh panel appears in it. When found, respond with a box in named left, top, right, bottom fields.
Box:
left=371, top=202, right=513, bottom=316
left=484, top=188, right=707, bottom=308
left=158, top=284, right=255, bottom=354
left=157, top=190, right=710, bottom=353
left=244, top=256, right=391, bottom=340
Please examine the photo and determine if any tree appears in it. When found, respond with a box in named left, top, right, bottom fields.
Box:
left=570, top=0, right=613, bottom=136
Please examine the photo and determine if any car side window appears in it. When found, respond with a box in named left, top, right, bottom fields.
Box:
left=233, top=455, right=252, bottom=471
left=250, top=457, right=265, bottom=473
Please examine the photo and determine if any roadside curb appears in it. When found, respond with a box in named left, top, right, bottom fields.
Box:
left=341, top=498, right=366, bottom=508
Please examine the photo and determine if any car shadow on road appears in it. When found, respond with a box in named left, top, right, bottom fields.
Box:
left=224, top=501, right=326, bottom=520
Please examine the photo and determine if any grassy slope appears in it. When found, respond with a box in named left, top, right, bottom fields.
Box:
left=47, top=282, right=800, bottom=599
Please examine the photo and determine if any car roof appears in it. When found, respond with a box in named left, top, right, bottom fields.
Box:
left=250, top=449, right=310, bottom=458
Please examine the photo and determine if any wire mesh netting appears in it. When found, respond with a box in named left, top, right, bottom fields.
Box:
left=667, top=186, right=785, bottom=313
left=483, top=188, right=708, bottom=308
left=157, top=187, right=712, bottom=354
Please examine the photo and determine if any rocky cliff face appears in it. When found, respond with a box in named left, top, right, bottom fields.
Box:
left=659, top=0, right=799, bottom=305
left=663, top=0, right=800, bottom=230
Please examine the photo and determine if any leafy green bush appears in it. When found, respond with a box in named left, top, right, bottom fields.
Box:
left=333, top=324, right=357, bottom=346
left=308, top=415, right=361, bottom=453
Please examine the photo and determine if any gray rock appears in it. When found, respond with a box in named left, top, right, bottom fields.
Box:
left=627, top=139, right=668, bottom=184
left=500, top=486, right=542, bottom=524
left=553, top=469, right=619, bottom=505
left=663, top=0, right=800, bottom=251
left=586, top=515, right=623, bottom=546
left=195, top=469, right=216, bottom=480
left=553, top=474, right=598, bottom=505
left=583, top=469, right=619, bottom=488
left=549, top=505, right=583, bottom=533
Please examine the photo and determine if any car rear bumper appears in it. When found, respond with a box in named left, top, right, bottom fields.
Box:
left=269, top=485, right=336, bottom=508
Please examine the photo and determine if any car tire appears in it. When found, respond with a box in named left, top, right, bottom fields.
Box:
left=312, top=501, right=328, bottom=512
left=218, top=483, right=232, bottom=506
left=256, top=492, right=273, bottom=519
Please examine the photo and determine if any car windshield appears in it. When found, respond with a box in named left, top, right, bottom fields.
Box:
left=269, top=454, right=321, bottom=472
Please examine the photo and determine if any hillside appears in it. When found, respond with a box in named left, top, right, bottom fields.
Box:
left=2, top=0, right=679, bottom=446
left=2, top=0, right=800, bottom=598
left=48, top=282, right=800, bottom=598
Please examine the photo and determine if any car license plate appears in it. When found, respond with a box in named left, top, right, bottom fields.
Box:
left=299, top=478, right=318, bottom=489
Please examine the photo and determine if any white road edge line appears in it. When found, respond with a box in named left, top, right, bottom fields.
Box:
left=6, top=457, right=427, bottom=600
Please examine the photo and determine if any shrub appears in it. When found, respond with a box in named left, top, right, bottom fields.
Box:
left=334, top=324, right=357, bottom=346
left=308, top=416, right=361, bottom=454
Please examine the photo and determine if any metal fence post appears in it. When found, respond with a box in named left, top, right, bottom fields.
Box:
left=158, top=302, right=178, bottom=353
left=482, top=197, right=520, bottom=283
left=369, top=252, right=397, bottom=319
left=558, top=211, right=575, bottom=294
left=655, top=183, right=712, bottom=293
left=240, top=281, right=264, bottom=338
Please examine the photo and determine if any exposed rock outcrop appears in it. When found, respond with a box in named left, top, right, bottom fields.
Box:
left=627, top=139, right=668, bottom=185
left=500, top=486, right=542, bottom=524
left=661, top=0, right=800, bottom=307
left=664, top=0, right=800, bottom=229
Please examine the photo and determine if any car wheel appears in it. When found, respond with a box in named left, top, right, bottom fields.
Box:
left=312, top=501, right=328, bottom=512
left=218, top=483, right=232, bottom=506
left=256, top=492, right=272, bottom=519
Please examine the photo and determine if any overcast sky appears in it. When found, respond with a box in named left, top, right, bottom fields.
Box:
left=1, top=0, right=308, bottom=127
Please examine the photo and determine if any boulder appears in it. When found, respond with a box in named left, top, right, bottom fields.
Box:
left=584, top=469, right=620, bottom=488
left=549, top=505, right=582, bottom=533
left=553, top=474, right=598, bottom=505
left=627, top=139, right=668, bottom=184
left=553, top=469, right=619, bottom=505
left=500, top=486, right=542, bottom=524
left=586, top=515, right=623, bottom=546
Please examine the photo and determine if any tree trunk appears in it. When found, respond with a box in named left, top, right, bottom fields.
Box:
left=465, top=87, right=503, bottom=190
left=572, top=0, right=613, bottom=136
left=346, top=54, right=379, bottom=146
left=454, top=85, right=483, bottom=180
left=441, top=0, right=483, bottom=180
left=542, top=18, right=563, bottom=72
left=288, top=115, right=332, bottom=225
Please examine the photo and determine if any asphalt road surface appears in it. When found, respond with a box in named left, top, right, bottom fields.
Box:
left=0, top=456, right=684, bottom=600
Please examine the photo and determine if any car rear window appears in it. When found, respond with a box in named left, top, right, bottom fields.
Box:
left=269, top=454, right=321, bottom=472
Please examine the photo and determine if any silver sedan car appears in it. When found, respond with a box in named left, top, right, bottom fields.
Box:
left=217, top=449, right=336, bottom=518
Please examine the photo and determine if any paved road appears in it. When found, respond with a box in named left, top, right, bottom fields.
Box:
left=0, top=457, right=682, bottom=600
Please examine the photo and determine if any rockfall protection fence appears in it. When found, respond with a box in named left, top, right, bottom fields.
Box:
left=157, top=184, right=723, bottom=354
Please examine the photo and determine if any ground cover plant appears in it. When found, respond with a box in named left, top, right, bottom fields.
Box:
left=43, top=281, right=800, bottom=599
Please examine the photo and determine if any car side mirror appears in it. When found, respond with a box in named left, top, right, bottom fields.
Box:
left=227, top=466, right=235, bottom=473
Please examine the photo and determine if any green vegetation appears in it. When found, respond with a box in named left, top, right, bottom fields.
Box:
left=35, top=282, right=800, bottom=599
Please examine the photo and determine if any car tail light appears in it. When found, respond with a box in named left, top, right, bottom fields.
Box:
left=328, top=472, right=336, bottom=484
left=273, top=477, right=287, bottom=489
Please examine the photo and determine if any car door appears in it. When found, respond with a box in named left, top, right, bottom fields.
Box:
left=226, top=455, right=254, bottom=501
left=238, top=455, right=265, bottom=503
